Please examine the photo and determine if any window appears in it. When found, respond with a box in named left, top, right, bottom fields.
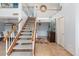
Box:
left=0, top=3, right=18, bottom=8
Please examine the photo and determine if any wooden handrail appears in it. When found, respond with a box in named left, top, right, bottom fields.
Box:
left=32, top=18, right=36, bottom=56
left=34, top=20, right=36, bottom=55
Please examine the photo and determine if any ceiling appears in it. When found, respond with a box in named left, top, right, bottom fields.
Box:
left=23, top=3, right=61, bottom=8
left=22, top=3, right=62, bottom=18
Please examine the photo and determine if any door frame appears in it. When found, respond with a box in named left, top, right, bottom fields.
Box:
left=55, top=16, right=64, bottom=47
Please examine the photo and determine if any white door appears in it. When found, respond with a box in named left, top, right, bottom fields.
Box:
left=56, top=17, right=64, bottom=47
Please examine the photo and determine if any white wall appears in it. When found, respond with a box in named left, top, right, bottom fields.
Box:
left=36, top=22, right=49, bottom=38
left=35, top=3, right=59, bottom=18
left=54, top=3, right=76, bottom=55
left=36, top=17, right=55, bottom=38
left=63, top=4, right=76, bottom=55
left=75, top=4, right=79, bottom=56
left=0, top=8, right=19, bottom=18
left=18, top=11, right=28, bottom=32
left=18, top=4, right=28, bottom=32
left=0, top=23, right=4, bottom=33
left=3, top=24, right=12, bottom=36
left=36, top=18, right=51, bottom=22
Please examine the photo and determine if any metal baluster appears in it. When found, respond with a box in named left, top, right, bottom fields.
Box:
left=11, top=33, right=13, bottom=45
left=8, top=36, right=10, bottom=49
left=10, top=34, right=12, bottom=45
left=11, top=33, right=12, bottom=44
left=12, top=32, right=13, bottom=44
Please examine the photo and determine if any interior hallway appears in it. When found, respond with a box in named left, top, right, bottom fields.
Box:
left=35, top=39, right=72, bottom=56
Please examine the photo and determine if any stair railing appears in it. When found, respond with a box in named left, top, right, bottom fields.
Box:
left=3, top=24, right=16, bottom=48
left=3, top=18, right=28, bottom=55
left=3, top=18, right=23, bottom=43
left=3, top=18, right=24, bottom=50
left=7, top=17, right=29, bottom=55
left=32, top=18, right=36, bottom=56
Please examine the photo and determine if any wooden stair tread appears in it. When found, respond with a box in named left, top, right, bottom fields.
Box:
left=24, top=26, right=30, bottom=29
left=23, top=28, right=33, bottom=30
left=28, top=22, right=35, bottom=23
left=24, top=26, right=34, bottom=28
left=19, top=36, right=32, bottom=38
left=13, top=44, right=32, bottom=50
left=21, top=31, right=32, bottom=32
left=19, top=38, right=31, bottom=40
left=21, top=30, right=32, bottom=32
left=22, top=29, right=33, bottom=31
left=16, top=40, right=32, bottom=44
left=10, top=51, right=32, bottom=56
left=21, top=32, right=32, bottom=34
left=25, top=24, right=34, bottom=26
left=26, top=23, right=34, bottom=24
left=23, top=27, right=33, bottom=29
left=20, top=34, right=32, bottom=36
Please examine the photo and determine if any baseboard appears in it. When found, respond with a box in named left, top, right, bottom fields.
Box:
left=57, top=44, right=73, bottom=56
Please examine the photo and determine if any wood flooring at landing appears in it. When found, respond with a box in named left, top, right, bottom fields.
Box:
left=35, top=39, right=72, bottom=56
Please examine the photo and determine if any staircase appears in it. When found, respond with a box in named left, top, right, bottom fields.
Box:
left=7, top=17, right=36, bottom=56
